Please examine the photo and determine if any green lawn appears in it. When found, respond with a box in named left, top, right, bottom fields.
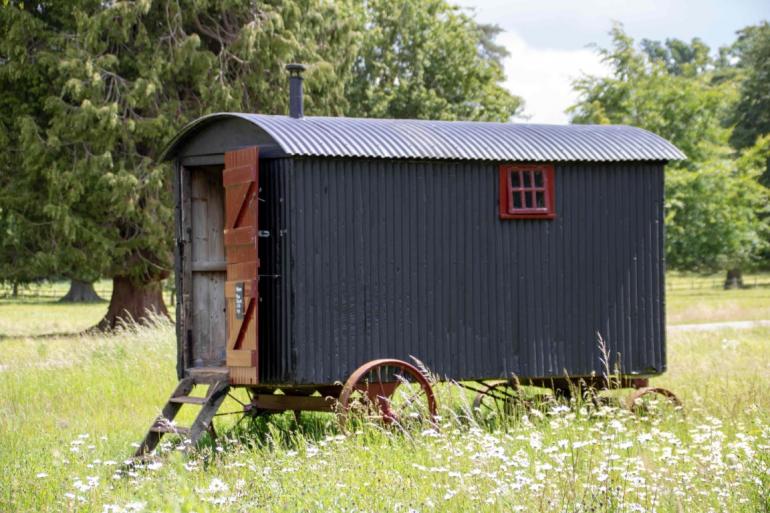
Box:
left=666, top=272, right=770, bottom=325
left=0, top=276, right=768, bottom=512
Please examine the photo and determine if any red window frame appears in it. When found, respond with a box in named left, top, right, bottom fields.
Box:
left=498, top=163, right=556, bottom=219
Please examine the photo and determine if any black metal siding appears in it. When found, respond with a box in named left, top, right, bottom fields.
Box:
left=258, top=158, right=295, bottom=383
left=264, top=158, right=666, bottom=385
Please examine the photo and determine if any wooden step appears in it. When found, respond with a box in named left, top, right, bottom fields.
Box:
left=169, top=396, right=209, bottom=405
left=187, top=366, right=229, bottom=384
left=150, top=424, right=191, bottom=436
left=134, top=379, right=230, bottom=458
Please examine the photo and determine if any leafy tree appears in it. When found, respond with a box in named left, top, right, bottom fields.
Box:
left=0, top=1, right=105, bottom=299
left=728, top=22, right=770, bottom=182
left=2, top=0, right=521, bottom=325
left=345, top=0, right=523, bottom=121
left=666, top=137, right=770, bottom=275
left=569, top=24, right=735, bottom=166
left=640, top=37, right=711, bottom=77
left=569, top=24, right=769, bottom=280
left=7, top=0, right=360, bottom=328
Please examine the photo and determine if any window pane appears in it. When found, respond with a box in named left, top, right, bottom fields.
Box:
left=534, top=170, right=544, bottom=187
left=536, top=191, right=545, bottom=208
left=510, top=170, right=521, bottom=188
left=523, top=171, right=532, bottom=188
left=524, top=191, right=533, bottom=208
left=512, top=191, right=522, bottom=209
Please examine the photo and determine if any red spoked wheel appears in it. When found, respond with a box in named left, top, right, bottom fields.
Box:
left=625, top=387, right=682, bottom=414
left=339, top=359, right=437, bottom=427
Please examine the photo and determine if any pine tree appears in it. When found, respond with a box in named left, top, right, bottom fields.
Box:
left=7, top=0, right=359, bottom=328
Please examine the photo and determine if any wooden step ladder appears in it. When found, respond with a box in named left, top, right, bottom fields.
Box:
left=135, top=368, right=230, bottom=457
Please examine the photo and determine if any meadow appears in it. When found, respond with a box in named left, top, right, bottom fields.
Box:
left=0, top=275, right=768, bottom=512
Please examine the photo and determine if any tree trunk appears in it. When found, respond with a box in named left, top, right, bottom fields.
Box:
left=12, top=282, right=18, bottom=298
left=93, top=276, right=169, bottom=331
left=59, top=279, right=103, bottom=303
left=723, top=268, right=744, bottom=289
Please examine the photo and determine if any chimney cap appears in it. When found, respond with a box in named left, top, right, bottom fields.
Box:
left=286, top=63, right=306, bottom=76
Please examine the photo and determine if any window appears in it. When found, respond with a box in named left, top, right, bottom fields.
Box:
left=499, top=164, right=555, bottom=219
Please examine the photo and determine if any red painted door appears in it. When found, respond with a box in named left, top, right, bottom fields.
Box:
left=223, top=146, right=260, bottom=385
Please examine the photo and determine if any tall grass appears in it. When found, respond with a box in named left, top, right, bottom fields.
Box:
left=1, top=310, right=768, bottom=512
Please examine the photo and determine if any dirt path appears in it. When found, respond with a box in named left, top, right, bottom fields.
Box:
left=668, top=320, right=770, bottom=332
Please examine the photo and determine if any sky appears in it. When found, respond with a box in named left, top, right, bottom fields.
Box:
left=456, top=0, right=770, bottom=123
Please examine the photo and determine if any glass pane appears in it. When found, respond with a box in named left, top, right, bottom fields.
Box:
left=523, top=171, right=532, bottom=188
left=536, top=191, right=545, bottom=208
left=510, top=170, right=521, bottom=188
left=534, top=170, right=544, bottom=187
left=524, top=191, right=533, bottom=208
left=512, top=191, right=522, bottom=209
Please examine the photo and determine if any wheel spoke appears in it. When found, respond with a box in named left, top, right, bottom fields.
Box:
left=214, top=410, right=246, bottom=417
left=227, top=392, right=246, bottom=407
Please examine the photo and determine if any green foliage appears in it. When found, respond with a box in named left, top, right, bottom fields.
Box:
left=345, top=0, right=523, bottom=121
left=569, top=24, right=735, bottom=166
left=665, top=136, right=770, bottom=272
left=0, top=2, right=103, bottom=285
left=569, top=23, right=770, bottom=273
left=1, top=301, right=770, bottom=511
left=1, top=0, right=360, bottom=286
left=1, top=0, right=518, bottom=291
left=640, top=36, right=711, bottom=77
left=728, top=22, right=770, bottom=171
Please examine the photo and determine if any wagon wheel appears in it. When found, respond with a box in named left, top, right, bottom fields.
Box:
left=473, top=382, right=522, bottom=417
left=339, top=359, right=437, bottom=427
left=214, top=387, right=274, bottom=433
left=625, top=387, right=682, bottom=414
left=474, top=382, right=557, bottom=418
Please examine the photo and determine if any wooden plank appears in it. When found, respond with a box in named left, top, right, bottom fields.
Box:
left=150, top=425, right=192, bottom=436
left=226, top=349, right=257, bottom=367
left=187, top=366, right=229, bottom=383
left=181, top=167, right=193, bottom=374
left=224, top=244, right=258, bottom=264
left=224, top=146, right=259, bottom=179
left=191, top=172, right=208, bottom=263
left=191, top=261, right=227, bottom=272
left=229, top=366, right=259, bottom=385
left=192, top=270, right=210, bottom=366
left=223, top=226, right=257, bottom=246
left=173, top=161, right=184, bottom=379
left=209, top=272, right=226, bottom=363
left=168, top=396, right=208, bottom=405
left=207, top=174, right=226, bottom=262
left=134, top=378, right=195, bottom=457
left=225, top=182, right=254, bottom=229
left=222, top=163, right=258, bottom=186
left=189, top=381, right=230, bottom=445
left=223, top=146, right=259, bottom=385
left=251, top=394, right=336, bottom=412
left=226, top=261, right=260, bottom=281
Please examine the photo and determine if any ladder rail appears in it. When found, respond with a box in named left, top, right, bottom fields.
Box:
left=134, top=375, right=230, bottom=458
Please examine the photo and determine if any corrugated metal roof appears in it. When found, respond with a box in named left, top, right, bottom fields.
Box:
left=163, top=113, right=686, bottom=162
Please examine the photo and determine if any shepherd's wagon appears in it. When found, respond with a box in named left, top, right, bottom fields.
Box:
left=135, top=65, right=685, bottom=455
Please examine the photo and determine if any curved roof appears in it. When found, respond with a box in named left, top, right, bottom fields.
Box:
left=162, top=113, right=685, bottom=162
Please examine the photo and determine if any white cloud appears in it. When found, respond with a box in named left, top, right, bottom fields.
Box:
left=499, top=31, right=609, bottom=124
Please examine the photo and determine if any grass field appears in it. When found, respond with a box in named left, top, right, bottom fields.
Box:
left=0, top=275, right=768, bottom=512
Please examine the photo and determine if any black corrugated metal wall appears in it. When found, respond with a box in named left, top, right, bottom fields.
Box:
left=260, top=157, right=665, bottom=385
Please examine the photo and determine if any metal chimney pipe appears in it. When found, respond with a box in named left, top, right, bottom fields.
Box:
left=286, top=63, right=306, bottom=118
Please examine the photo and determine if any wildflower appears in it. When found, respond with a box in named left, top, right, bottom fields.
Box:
left=36, top=472, right=48, bottom=479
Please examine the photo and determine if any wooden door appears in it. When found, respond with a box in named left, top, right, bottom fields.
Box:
left=223, top=147, right=260, bottom=385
